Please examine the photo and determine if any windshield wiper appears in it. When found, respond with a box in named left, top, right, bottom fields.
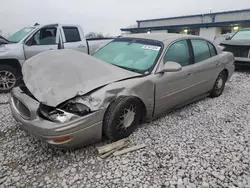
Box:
left=113, top=64, right=143, bottom=74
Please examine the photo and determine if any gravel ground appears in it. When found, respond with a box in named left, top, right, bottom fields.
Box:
left=0, top=72, right=250, bottom=188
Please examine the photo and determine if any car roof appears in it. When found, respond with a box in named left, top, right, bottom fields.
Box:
left=121, top=33, right=203, bottom=43
left=34, top=24, right=80, bottom=29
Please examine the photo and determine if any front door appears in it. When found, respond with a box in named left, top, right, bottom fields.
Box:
left=154, top=39, right=197, bottom=116
left=24, top=25, right=60, bottom=59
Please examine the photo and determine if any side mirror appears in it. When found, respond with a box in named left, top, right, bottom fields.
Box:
left=25, top=37, right=34, bottom=46
left=159, top=61, right=182, bottom=73
left=225, top=36, right=231, bottom=40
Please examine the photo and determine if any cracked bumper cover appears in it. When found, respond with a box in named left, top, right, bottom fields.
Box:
left=9, top=87, right=105, bottom=148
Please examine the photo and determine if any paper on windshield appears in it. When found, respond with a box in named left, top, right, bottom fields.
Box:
left=142, top=45, right=161, bottom=51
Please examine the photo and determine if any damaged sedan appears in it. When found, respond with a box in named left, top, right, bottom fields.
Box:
left=10, top=33, right=235, bottom=148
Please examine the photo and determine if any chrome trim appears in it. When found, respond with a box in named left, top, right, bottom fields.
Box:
left=10, top=96, right=31, bottom=120
left=248, top=49, right=250, bottom=58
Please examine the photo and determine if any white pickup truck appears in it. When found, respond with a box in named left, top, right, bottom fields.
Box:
left=0, top=24, right=114, bottom=92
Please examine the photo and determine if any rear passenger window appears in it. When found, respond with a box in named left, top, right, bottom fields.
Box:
left=63, top=27, right=81, bottom=42
left=191, top=39, right=211, bottom=63
left=164, top=40, right=190, bottom=67
left=207, top=42, right=217, bottom=57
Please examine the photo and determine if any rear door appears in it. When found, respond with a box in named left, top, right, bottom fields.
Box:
left=61, top=26, right=88, bottom=54
left=24, top=25, right=59, bottom=59
left=189, top=39, right=221, bottom=95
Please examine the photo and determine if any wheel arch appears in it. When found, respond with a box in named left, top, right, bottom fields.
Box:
left=133, top=95, right=147, bottom=123
left=223, top=68, right=229, bottom=81
left=0, top=59, right=22, bottom=77
left=105, top=95, right=147, bottom=124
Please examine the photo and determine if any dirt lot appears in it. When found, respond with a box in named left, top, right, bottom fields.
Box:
left=0, top=72, right=250, bottom=188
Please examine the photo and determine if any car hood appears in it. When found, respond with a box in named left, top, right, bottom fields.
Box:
left=0, top=36, right=10, bottom=43
left=22, top=49, right=140, bottom=107
left=0, top=43, right=23, bottom=53
left=220, top=39, right=250, bottom=46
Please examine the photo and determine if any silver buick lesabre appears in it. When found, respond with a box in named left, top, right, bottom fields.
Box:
left=10, top=33, right=235, bottom=149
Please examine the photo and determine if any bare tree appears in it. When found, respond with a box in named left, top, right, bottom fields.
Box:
left=85, top=32, right=104, bottom=39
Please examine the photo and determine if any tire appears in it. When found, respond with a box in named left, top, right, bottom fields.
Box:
left=0, top=65, right=20, bottom=93
left=103, top=96, right=143, bottom=141
left=210, top=70, right=227, bottom=98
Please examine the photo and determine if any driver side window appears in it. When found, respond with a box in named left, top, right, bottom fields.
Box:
left=32, top=27, right=57, bottom=45
left=164, top=40, right=191, bottom=67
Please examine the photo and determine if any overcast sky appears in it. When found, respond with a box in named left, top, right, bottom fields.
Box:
left=1, top=0, right=249, bottom=37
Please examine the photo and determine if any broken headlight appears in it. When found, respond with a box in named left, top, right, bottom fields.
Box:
left=61, top=102, right=91, bottom=116
left=39, top=104, right=79, bottom=123
left=48, top=109, right=79, bottom=123
left=39, top=102, right=91, bottom=123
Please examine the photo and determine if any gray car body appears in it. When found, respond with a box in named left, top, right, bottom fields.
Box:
left=10, top=33, right=235, bottom=148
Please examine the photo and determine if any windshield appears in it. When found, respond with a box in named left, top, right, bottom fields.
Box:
left=93, top=38, right=162, bottom=73
left=7, top=27, right=35, bottom=43
left=231, top=29, right=250, bottom=40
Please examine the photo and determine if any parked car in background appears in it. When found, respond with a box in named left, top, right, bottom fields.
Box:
left=214, top=33, right=235, bottom=45
left=219, top=28, right=250, bottom=66
left=0, top=24, right=114, bottom=93
left=10, top=33, right=235, bottom=149
left=0, top=35, right=10, bottom=45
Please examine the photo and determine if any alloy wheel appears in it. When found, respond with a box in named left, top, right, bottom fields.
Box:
left=215, top=74, right=224, bottom=93
left=0, top=71, right=16, bottom=91
left=117, top=104, right=136, bottom=132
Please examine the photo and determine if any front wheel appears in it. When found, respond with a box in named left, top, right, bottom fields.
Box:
left=210, top=70, right=227, bottom=98
left=103, top=96, right=143, bottom=141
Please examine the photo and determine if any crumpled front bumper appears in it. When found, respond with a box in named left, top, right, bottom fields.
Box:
left=9, top=87, right=105, bottom=149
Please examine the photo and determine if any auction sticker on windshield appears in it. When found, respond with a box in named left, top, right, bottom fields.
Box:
left=142, top=45, right=161, bottom=51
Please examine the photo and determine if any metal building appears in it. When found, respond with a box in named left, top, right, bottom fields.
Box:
left=120, top=9, right=250, bottom=41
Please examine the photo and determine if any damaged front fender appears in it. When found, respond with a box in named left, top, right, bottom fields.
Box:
left=66, top=76, right=155, bottom=119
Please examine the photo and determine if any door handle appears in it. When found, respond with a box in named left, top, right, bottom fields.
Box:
left=187, top=72, right=193, bottom=76
left=78, top=45, right=86, bottom=48
left=216, top=63, right=221, bottom=66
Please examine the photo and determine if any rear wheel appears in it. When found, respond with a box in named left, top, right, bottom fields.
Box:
left=0, top=65, right=20, bottom=93
left=103, top=96, right=143, bottom=141
left=210, top=70, right=227, bottom=98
